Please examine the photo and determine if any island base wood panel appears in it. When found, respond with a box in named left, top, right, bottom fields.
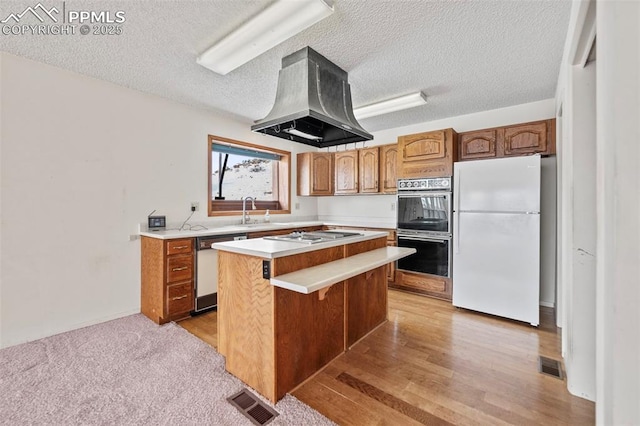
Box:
left=217, top=251, right=276, bottom=401
left=217, top=236, right=391, bottom=403
left=391, top=270, right=452, bottom=301
left=347, top=266, right=387, bottom=347
left=274, top=282, right=345, bottom=399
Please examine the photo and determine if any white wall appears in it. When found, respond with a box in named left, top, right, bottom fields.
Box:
left=318, top=99, right=558, bottom=306
left=567, top=59, right=597, bottom=400
left=595, top=1, right=640, bottom=424
left=0, top=52, right=316, bottom=349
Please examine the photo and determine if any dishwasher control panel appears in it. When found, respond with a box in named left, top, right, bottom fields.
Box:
left=197, top=234, right=247, bottom=250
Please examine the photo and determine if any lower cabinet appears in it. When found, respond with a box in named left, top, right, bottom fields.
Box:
left=391, top=270, right=452, bottom=301
left=141, top=237, right=195, bottom=324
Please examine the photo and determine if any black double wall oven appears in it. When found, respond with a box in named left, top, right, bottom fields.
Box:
left=396, top=177, right=452, bottom=279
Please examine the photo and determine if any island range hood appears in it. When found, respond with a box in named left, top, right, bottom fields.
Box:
left=251, top=47, right=373, bottom=148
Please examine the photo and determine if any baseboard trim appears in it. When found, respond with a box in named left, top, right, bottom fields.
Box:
left=1, top=308, right=140, bottom=349
left=539, top=301, right=555, bottom=308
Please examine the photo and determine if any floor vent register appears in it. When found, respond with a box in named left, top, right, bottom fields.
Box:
left=539, top=356, right=564, bottom=379
left=227, top=388, right=279, bottom=425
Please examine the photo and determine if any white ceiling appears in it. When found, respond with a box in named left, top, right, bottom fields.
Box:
left=0, top=0, right=571, bottom=132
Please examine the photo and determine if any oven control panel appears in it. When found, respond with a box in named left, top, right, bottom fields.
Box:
left=397, top=177, right=451, bottom=191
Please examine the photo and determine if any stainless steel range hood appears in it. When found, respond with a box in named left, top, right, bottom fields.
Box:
left=251, top=47, right=373, bottom=148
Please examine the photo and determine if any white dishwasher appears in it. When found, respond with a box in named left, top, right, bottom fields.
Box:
left=195, top=233, right=247, bottom=312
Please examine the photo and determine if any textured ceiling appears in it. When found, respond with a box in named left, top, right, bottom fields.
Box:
left=0, top=0, right=571, bottom=132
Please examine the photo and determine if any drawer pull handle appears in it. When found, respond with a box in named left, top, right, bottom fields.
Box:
left=172, top=266, right=188, bottom=272
left=172, top=295, right=188, bottom=301
left=172, top=245, right=188, bottom=249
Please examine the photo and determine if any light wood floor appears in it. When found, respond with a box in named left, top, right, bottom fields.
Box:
left=178, top=290, right=594, bottom=425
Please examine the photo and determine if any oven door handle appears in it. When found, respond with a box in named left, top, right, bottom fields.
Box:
left=398, top=235, right=448, bottom=243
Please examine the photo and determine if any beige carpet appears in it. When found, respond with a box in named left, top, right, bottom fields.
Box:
left=0, top=314, right=335, bottom=425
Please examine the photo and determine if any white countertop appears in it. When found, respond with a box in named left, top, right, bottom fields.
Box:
left=139, top=221, right=324, bottom=239
left=138, top=220, right=396, bottom=240
left=211, top=230, right=388, bottom=259
left=270, top=246, right=416, bottom=294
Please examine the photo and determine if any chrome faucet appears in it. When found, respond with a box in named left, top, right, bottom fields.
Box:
left=241, top=196, right=256, bottom=224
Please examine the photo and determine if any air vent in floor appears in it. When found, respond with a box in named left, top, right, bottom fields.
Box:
left=539, top=356, right=564, bottom=379
left=227, top=388, right=279, bottom=425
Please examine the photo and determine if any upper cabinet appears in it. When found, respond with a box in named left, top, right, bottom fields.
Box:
left=294, top=143, right=399, bottom=196
left=502, top=120, right=555, bottom=156
left=458, top=129, right=498, bottom=160
left=458, top=119, right=556, bottom=161
left=358, top=147, right=380, bottom=193
left=379, top=144, right=398, bottom=193
left=297, top=152, right=334, bottom=196
left=334, top=150, right=359, bottom=194
left=397, top=128, right=458, bottom=178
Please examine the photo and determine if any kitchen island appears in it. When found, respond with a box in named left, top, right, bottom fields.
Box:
left=212, top=231, right=414, bottom=402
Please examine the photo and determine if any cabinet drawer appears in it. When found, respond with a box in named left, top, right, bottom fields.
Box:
left=167, top=254, right=193, bottom=283
left=166, top=239, right=193, bottom=255
left=167, top=282, right=193, bottom=315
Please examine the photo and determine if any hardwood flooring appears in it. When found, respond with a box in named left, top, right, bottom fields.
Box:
left=178, top=290, right=594, bottom=425
left=178, top=309, right=218, bottom=349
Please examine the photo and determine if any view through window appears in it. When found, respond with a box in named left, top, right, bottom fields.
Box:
left=208, top=135, right=290, bottom=215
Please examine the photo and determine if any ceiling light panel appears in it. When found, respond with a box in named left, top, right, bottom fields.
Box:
left=354, top=92, right=428, bottom=120
left=197, top=0, right=334, bottom=75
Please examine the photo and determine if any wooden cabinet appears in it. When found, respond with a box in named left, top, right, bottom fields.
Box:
left=141, top=237, right=194, bottom=324
left=297, top=152, right=333, bottom=196
left=300, top=145, right=394, bottom=195
left=397, top=128, right=458, bottom=178
left=392, top=270, right=452, bottom=301
left=459, top=129, right=498, bottom=160
left=335, top=147, right=383, bottom=194
left=217, top=236, right=388, bottom=402
left=379, top=144, right=398, bottom=193
left=334, top=150, right=359, bottom=194
left=358, top=147, right=380, bottom=193
left=503, top=120, right=554, bottom=156
left=458, top=119, right=556, bottom=161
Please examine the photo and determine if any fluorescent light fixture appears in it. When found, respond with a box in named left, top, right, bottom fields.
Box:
left=197, top=0, right=334, bottom=75
left=353, top=92, right=428, bottom=120
left=284, top=128, right=322, bottom=140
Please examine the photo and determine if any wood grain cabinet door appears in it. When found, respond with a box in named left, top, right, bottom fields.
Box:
left=502, top=121, right=550, bottom=156
left=459, top=129, right=498, bottom=160
left=297, top=152, right=334, bottom=196
left=397, top=128, right=456, bottom=177
left=358, top=147, right=379, bottom=193
left=399, top=130, right=447, bottom=163
left=334, top=150, right=359, bottom=194
left=379, top=144, right=398, bottom=193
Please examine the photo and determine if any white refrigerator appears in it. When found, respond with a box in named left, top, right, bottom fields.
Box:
left=452, top=155, right=541, bottom=326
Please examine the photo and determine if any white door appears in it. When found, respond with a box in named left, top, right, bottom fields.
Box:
left=454, top=155, right=541, bottom=213
left=452, top=211, right=540, bottom=325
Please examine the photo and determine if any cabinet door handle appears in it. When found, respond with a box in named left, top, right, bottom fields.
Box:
left=172, top=266, right=188, bottom=272
left=172, top=295, right=188, bottom=301
left=172, top=245, right=188, bottom=250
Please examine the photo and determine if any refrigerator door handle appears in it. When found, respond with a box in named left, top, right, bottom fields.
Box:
left=454, top=173, right=461, bottom=254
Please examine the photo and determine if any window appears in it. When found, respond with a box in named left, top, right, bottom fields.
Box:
left=208, top=135, right=290, bottom=216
